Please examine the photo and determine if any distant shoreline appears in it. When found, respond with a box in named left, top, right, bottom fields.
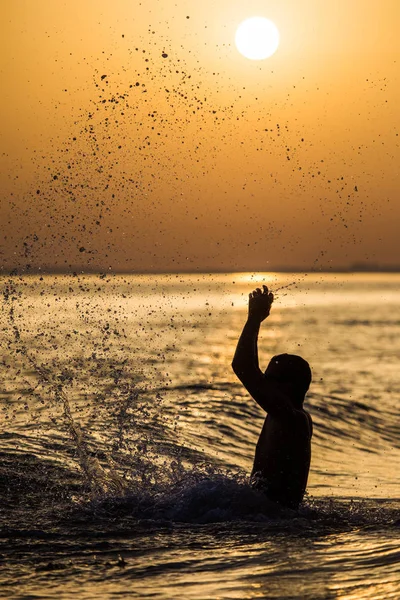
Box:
left=1, top=266, right=400, bottom=276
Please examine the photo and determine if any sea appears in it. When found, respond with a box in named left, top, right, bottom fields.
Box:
left=0, top=272, right=399, bottom=599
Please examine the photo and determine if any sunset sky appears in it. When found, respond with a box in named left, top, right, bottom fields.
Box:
left=1, top=0, right=399, bottom=273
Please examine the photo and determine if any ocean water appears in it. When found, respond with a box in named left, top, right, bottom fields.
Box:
left=0, top=272, right=399, bottom=599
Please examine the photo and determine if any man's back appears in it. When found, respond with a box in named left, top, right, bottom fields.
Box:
left=251, top=409, right=312, bottom=509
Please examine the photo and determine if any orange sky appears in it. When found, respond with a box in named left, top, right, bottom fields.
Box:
left=1, top=0, right=399, bottom=272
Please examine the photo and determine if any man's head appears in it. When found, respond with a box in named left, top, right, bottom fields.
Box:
left=265, top=353, right=312, bottom=408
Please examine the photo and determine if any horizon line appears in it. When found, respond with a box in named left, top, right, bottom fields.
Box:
left=1, top=265, right=400, bottom=276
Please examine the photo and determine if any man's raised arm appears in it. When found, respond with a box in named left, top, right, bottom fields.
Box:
left=232, top=286, right=293, bottom=416
left=232, top=285, right=273, bottom=387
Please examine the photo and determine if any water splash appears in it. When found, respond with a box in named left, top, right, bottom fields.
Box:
left=2, top=277, right=124, bottom=496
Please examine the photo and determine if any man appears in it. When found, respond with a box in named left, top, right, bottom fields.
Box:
left=232, top=285, right=312, bottom=509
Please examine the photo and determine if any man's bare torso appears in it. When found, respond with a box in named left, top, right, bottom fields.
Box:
left=251, top=409, right=313, bottom=509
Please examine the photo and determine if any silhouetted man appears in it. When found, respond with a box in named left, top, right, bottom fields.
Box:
left=232, top=285, right=312, bottom=509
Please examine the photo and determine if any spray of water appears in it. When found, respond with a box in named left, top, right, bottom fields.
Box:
left=2, top=277, right=125, bottom=496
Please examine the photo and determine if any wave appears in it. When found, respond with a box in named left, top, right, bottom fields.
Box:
left=308, top=392, right=400, bottom=450
left=1, top=451, right=398, bottom=537
left=334, top=319, right=400, bottom=327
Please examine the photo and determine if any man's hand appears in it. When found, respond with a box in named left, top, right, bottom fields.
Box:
left=248, top=285, right=274, bottom=322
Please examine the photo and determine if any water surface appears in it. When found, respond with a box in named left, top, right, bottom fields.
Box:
left=1, top=272, right=399, bottom=598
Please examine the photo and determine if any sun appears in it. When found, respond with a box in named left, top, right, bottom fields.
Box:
left=235, top=17, right=280, bottom=60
